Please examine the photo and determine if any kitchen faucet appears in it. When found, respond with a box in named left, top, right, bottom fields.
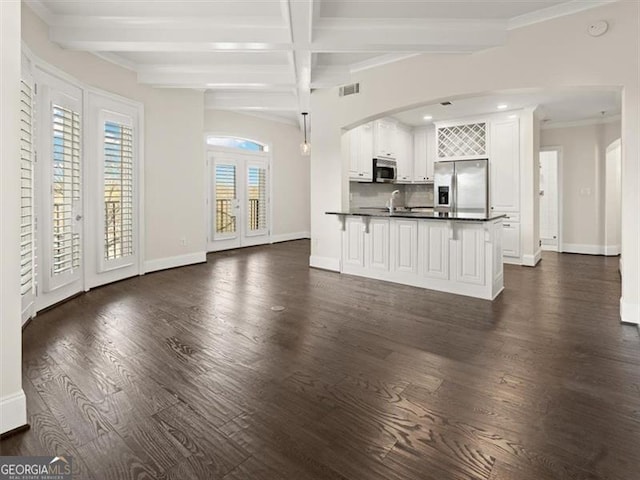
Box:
left=388, top=190, right=400, bottom=213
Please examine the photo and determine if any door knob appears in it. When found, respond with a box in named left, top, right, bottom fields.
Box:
left=75, top=215, right=83, bottom=221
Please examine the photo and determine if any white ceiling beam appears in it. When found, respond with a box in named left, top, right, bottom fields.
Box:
left=282, top=0, right=317, bottom=117
left=137, top=64, right=295, bottom=88
left=205, top=91, right=298, bottom=111
left=312, top=18, right=507, bottom=53
left=49, top=23, right=291, bottom=52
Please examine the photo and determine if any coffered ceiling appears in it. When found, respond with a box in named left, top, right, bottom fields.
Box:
left=26, top=0, right=617, bottom=127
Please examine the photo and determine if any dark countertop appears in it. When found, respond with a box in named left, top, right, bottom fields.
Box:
left=326, top=209, right=506, bottom=222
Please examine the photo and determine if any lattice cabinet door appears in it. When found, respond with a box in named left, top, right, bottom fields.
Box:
left=437, top=122, right=487, bottom=159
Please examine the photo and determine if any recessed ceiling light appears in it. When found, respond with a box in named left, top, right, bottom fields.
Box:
left=423, top=115, right=433, bottom=121
left=497, top=104, right=508, bottom=110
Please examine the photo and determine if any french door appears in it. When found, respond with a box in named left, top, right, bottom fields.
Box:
left=35, top=70, right=84, bottom=310
left=208, top=151, right=270, bottom=251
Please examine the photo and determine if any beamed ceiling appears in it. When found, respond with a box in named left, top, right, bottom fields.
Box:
left=27, top=0, right=618, bottom=127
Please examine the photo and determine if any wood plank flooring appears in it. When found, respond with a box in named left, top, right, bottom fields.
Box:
left=2, top=240, right=639, bottom=479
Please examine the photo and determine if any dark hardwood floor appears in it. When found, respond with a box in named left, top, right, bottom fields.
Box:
left=2, top=240, right=639, bottom=479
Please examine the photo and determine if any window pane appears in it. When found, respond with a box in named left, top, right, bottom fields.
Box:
left=215, top=164, right=236, bottom=234
left=52, top=104, right=81, bottom=275
left=104, top=121, right=134, bottom=260
left=247, top=166, right=267, bottom=232
left=207, top=136, right=267, bottom=152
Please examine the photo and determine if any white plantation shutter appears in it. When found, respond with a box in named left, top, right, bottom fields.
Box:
left=104, top=121, right=134, bottom=261
left=214, top=163, right=237, bottom=236
left=51, top=104, right=81, bottom=276
left=20, top=78, right=36, bottom=309
left=247, top=165, right=267, bottom=234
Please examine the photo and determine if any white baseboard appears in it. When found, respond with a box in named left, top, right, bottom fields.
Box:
left=604, top=244, right=621, bottom=256
left=620, top=297, right=639, bottom=325
left=309, top=255, right=340, bottom=272
left=271, top=231, right=310, bottom=244
left=1, top=390, right=27, bottom=434
left=144, top=251, right=207, bottom=274
left=562, top=243, right=605, bottom=255
left=522, top=249, right=542, bottom=267
left=503, top=257, right=522, bottom=266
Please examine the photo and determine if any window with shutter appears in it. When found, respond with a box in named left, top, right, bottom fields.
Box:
left=104, top=121, right=134, bottom=261
left=51, top=104, right=81, bottom=276
left=247, top=165, right=267, bottom=234
left=20, top=79, right=36, bottom=302
left=215, top=164, right=237, bottom=235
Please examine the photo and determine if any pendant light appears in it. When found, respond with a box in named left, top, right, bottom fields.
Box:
left=300, top=112, right=311, bottom=156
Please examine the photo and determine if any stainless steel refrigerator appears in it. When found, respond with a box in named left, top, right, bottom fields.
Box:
left=434, top=159, right=489, bottom=215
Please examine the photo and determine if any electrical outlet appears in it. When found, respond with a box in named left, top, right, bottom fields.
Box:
left=180, top=237, right=187, bottom=246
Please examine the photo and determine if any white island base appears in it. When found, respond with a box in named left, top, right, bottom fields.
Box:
left=336, top=215, right=504, bottom=300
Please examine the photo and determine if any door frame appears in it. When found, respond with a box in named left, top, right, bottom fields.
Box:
left=604, top=138, right=622, bottom=256
left=539, top=146, right=563, bottom=252
left=205, top=138, right=272, bottom=252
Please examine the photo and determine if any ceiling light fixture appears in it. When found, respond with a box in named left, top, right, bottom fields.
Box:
left=508, top=114, right=517, bottom=119
left=497, top=104, right=508, bottom=110
left=300, top=112, right=311, bottom=156
left=423, top=115, right=433, bottom=121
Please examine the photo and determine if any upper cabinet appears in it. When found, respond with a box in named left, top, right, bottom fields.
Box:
left=396, top=124, right=414, bottom=183
left=489, top=118, right=520, bottom=212
left=413, top=126, right=435, bottom=183
left=348, top=123, right=374, bottom=181
left=374, top=119, right=397, bottom=158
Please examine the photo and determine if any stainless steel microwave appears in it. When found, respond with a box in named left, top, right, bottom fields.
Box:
left=373, top=157, right=397, bottom=183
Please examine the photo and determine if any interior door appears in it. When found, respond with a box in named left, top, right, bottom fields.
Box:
left=209, top=151, right=270, bottom=251
left=539, top=150, right=559, bottom=251
left=36, top=71, right=84, bottom=310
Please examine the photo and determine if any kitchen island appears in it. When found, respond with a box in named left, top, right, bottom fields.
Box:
left=326, top=209, right=506, bottom=300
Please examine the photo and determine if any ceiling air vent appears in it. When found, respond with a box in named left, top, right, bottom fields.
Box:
left=440, top=101, right=452, bottom=106
left=339, top=83, right=360, bottom=97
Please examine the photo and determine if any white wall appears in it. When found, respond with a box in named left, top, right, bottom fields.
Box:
left=1, top=0, right=27, bottom=434
left=605, top=139, right=622, bottom=254
left=204, top=110, right=310, bottom=240
left=541, top=120, right=621, bottom=253
left=309, top=1, right=639, bottom=324
left=22, top=4, right=206, bottom=266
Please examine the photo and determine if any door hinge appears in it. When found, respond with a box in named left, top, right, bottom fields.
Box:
left=34, top=83, right=38, bottom=94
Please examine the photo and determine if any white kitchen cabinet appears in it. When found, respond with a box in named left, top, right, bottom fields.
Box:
left=501, top=221, right=521, bottom=258
left=338, top=216, right=504, bottom=300
left=396, top=125, right=414, bottom=183
left=374, top=119, right=397, bottom=158
left=366, top=218, right=390, bottom=271
left=419, top=221, right=449, bottom=279
left=412, top=126, right=436, bottom=183
left=391, top=219, right=418, bottom=274
left=490, top=119, right=520, bottom=212
left=455, top=226, right=485, bottom=285
left=348, top=123, right=373, bottom=181
left=343, top=217, right=365, bottom=267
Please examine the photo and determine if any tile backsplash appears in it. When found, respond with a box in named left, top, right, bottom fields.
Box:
left=350, top=182, right=433, bottom=208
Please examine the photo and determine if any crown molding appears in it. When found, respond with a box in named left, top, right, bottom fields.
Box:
left=23, top=0, right=54, bottom=23
left=92, top=52, right=137, bottom=71
left=508, top=0, right=621, bottom=30
left=541, top=114, right=621, bottom=130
